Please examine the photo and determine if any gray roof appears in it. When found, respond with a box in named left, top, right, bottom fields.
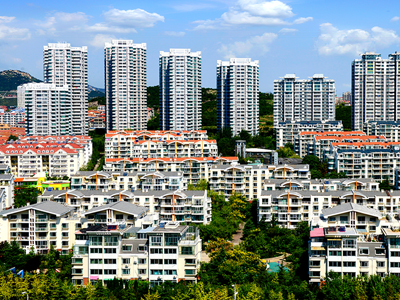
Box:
left=0, top=165, right=9, bottom=170
left=260, top=189, right=389, bottom=198
left=82, top=201, right=148, bottom=216
left=0, top=201, right=75, bottom=217
left=322, top=203, right=382, bottom=218
left=0, top=174, right=13, bottom=181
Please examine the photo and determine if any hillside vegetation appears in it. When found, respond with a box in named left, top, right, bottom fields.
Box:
left=0, top=70, right=41, bottom=91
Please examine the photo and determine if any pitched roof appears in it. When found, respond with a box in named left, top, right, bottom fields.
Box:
left=322, top=203, right=381, bottom=218
left=0, top=201, right=75, bottom=216
left=82, top=201, right=148, bottom=216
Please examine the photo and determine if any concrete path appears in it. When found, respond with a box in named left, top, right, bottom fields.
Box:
left=232, top=223, right=245, bottom=245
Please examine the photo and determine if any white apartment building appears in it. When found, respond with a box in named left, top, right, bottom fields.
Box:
left=217, top=58, right=259, bottom=136
left=273, top=74, right=336, bottom=128
left=103, top=156, right=239, bottom=185
left=43, top=42, right=88, bottom=135
left=18, top=83, right=71, bottom=136
left=309, top=204, right=400, bottom=283
left=72, top=222, right=201, bottom=286
left=104, top=40, right=147, bottom=131
left=105, top=138, right=218, bottom=159
left=106, top=130, right=209, bottom=142
left=160, top=49, right=202, bottom=131
left=0, top=111, right=25, bottom=127
left=352, top=52, right=400, bottom=131
left=276, top=120, right=343, bottom=149
left=70, top=170, right=186, bottom=192
left=258, top=189, right=400, bottom=228
left=0, top=174, right=14, bottom=210
left=209, top=163, right=311, bottom=200
left=0, top=143, right=85, bottom=178
left=363, top=120, right=400, bottom=142
left=0, top=201, right=82, bottom=254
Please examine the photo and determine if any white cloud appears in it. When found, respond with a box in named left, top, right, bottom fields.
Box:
left=164, top=31, right=186, bottom=37
left=0, top=16, right=30, bottom=41
left=103, top=9, right=164, bottom=28
left=316, top=23, right=400, bottom=55
left=218, top=32, right=277, bottom=59
left=391, top=16, right=399, bottom=22
left=293, top=17, right=313, bottom=24
left=172, top=3, right=215, bottom=12
left=193, top=0, right=311, bottom=30
left=90, top=34, right=116, bottom=48
left=279, top=28, right=297, bottom=34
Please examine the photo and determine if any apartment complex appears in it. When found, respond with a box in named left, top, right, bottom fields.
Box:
left=72, top=222, right=201, bottom=286
left=40, top=189, right=211, bottom=225
left=18, top=83, right=71, bottom=136
left=276, top=120, right=343, bottom=149
left=160, top=49, right=202, bottom=131
left=104, top=40, right=147, bottom=131
left=217, top=58, right=259, bottom=136
left=273, top=74, right=335, bottom=128
left=0, top=111, right=25, bottom=128
left=309, top=203, right=400, bottom=283
left=363, top=120, right=400, bottom=142
left=43, top=42, right=88, bottom=135
left=106, top=130, right=209, bottom=142
left=352, top=52, right=400, bottom=131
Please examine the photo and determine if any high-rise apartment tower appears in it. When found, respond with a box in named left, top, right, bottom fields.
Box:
left=351, top=52, right=400, bottom=130
left=159, top=49, right=202, bottom=131
left=104, top=40, right=147, bottom=131
left=217, top=58, right=259, bottom=136
left=43, top=42, right=88, bottom=135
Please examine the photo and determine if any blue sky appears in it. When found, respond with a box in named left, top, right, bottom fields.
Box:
left=1, top=0, right=400, bottom=94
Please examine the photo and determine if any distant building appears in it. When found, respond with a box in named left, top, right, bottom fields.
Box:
left=217, top=58, right=259, bottom=136
left=273, top=74, right=335, bottom=128
left=352, top=52, right=400, bottom=130
left=160, top=49, right=202, bottom=131
left=104, top=40, right=147, bottom=131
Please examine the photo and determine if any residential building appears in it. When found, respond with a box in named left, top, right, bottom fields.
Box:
left=273, top=74, right=335, bottom=128
left=103, top=156, right=239, bottom=185
left=71, top=222, right=201, bottom=286
left=217, top=58, right=259, bottom=135
left=104, top=40, right=147, bottom=131
left=0, top=201, right=82, bottom=254
left=40, top=189, right=211, bottom=225
left=0, top=110, right=25, bottom=128
left=106, top=130, right=209, bottom=142
left=276, top=120, right=343, bottom=149
left=43, top=42, right=88, bottom=135
left=352, top=52, right=400, bottom=130
left=363, top=121, right=400, bottom=142
left=160, top=49, right=202, bottom=131
left=309, top=203, right=400, bottom=283
left=209, top=163, right=311, bottom=200
left=0, top=173, right=14, bottom=209
left=18, top=83, right=71, bottom=136
left=258, top=189, right=400, bottom=228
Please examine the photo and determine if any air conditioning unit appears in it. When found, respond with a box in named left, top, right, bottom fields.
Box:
left=133, top=261, right=137, bottom=265
left=125, top=265, right=129, bottom=268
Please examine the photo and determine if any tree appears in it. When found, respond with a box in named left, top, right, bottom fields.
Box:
left=7, top=135, right=18, bottom=141
left=14, top=187, right=40, bottom=208
left=302, top=155, right=320, bottom=170
left=336, top=103, right=351, bottom=130
left=380, top=179, right=393, bottom=191
left=147, top=113, right=160, bottom=130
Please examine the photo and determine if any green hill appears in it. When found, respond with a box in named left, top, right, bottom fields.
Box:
left=0, top=70, right=41, bottom=91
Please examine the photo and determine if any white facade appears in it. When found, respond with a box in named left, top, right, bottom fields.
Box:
left=0, top=111, right=25, bottom=127
left=352, top=52, right=400, bottom=131
left=363, top=120, right=400, bottom=142
left=18, top=83, right=71, bottom=136
left=273, top=74, right=336, bottom=128
left=104, top=40, right=147, bottom=131
left=217, top=58, right=259, bottom=136
left=160, top=49, right=202, bottom=131
left=43, top=42, right=88, bottom=135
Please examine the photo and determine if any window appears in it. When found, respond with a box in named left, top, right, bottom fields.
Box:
left=360, top=272, right=369, bottom=277
left=72, top=268, right=83, bottom=274
left=150, top=236, right=162, bottom=246
left=164, top=259, right=177, bottom=265
left=391, top=251, right=400, bottom=257
left=185, top=259, right=196, bottom=265
left=104, top=248, right=116, bottom=254
left=150, top=270, right=162, bottom=275
left=185, top=269, right=195, bottom=275
left=73, top=258, right=83, bottom=264
left=377, top=261, right=385, bottom=268
left=165, top=248, right=177, bottom=254
left=122, top=269, right=130, bottom=275
left=376, top=249, right=385, bottom=255
left=164, top=270, right=177, bottom=275
left=360, top=261, right=369, bottom=267
left=329, top=251, right=341, bottom=256
left=181, top=247, right=193, bottom=255
left=309, top=271, right=320, bottom=277
left=138, top=258, right=147, bottom=264
left=150, top=259, right=163, bottom=264
left=150, top=248, right=163, bottom=254
left=90, top=248, right=102, bottom=254
left=122, top=258, right=130, bottom=264
left=359, top=248, right=369, bottom=255
left=343, top=272, right=356, bottom=277
left=122, top=245, right=132, bottom=251
left=391, top=262, right=400, bottom=268
left=328, top=261, right=341, bottom=267
left=343, top=262, right=356, bottom=267
left=343, top=251, right=356, bottom=256
left=90, top=259, right=103, bottom=264
left=138, top=269, right=147, bottom=275
left=104, top=259, right=116, bottom=264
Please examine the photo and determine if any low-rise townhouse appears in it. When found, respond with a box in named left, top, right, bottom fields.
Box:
left=39, top=189, right=211, bottom=225
left=106, top=130, right=209, bottom=142
left=276, top=120, right=344, bottom=149
left=71, top=222, right=201, bottom=286
left=364, top=120, right=400, bottom=142
left=308, top=203, right=400, bottom=284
